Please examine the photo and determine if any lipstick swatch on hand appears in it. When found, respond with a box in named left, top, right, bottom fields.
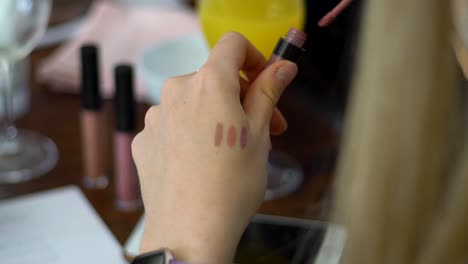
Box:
left=215, top=123, right=223, bottom=147
left=214, top=123, right=247, bottom=149
left=227, top=126, right=237, bottom=148
left=240, top=127, right=247, bottom=149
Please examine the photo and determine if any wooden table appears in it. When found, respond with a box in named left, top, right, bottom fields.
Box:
left=0, top=47, right=338, bottom=245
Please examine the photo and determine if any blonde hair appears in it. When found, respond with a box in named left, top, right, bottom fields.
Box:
left=333, top=0, right=467, bottom=263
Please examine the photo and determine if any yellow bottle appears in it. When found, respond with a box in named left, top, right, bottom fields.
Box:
left=199, top=0, right=305, bottom=58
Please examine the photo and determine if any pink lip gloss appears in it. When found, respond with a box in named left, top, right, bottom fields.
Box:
left=114, top=65, right=142, bottom=211
left=80, top=45, right=108, bottom=189
left=267, top=27, right=307, bottom=65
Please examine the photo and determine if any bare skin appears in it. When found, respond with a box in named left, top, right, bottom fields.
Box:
left=132, top=32, right=298, bottom=263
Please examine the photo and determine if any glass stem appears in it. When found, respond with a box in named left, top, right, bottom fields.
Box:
left=0, top=59, right=19, bottom=153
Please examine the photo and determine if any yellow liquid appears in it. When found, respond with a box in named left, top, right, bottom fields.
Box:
left=199, top=1, right=305, bottom=58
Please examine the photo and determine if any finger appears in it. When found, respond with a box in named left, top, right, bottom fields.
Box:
left=318, top=0, right=352, bottom=27
left=243, top=60, right=298, bottom=130
left=160, top=74, right=193, bottom=107
left=270, top=108, right=288, bottom=136
left=240, top=76, right=288, bottom=133
left=239, top=75, right=249, bottom=101
left=144, top=106, right=160, bottom=128
left=207, top=32, right=266, bottom=84
left=132, top=129, right=148, bottom=167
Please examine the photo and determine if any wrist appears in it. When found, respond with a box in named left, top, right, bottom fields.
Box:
left=140, top=216, right=242, bottom=264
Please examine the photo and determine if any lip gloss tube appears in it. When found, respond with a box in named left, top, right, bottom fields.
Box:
left=114, top=65, right=142, bottom=211
left=267, top=27, right=307, bottom=65
left=80, top=45, right=108, bottom=189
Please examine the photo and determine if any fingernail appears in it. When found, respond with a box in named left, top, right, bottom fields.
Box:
left=319, top=15, right=336, bottom=27
left=276, top=62, right=298, bottom=88
left=318, top=19, right=327, bottom=27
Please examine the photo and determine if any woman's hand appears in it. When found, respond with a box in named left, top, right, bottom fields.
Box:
left=132, top=32, right=298, bottom=263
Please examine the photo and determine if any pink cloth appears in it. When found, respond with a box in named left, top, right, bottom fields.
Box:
left=37, top=1, right=200, bottom=101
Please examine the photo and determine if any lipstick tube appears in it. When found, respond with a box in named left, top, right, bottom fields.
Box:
left=114, top=65, right=142, bottom=211
left=267, top=27, right=307, bottom=65
left=80, top=45, right=108, bottom=189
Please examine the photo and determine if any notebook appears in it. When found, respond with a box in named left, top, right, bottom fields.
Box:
left=0, top=186, right=127, bottom=264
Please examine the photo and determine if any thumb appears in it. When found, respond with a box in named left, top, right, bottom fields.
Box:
left=243, top=60, right=298, bottom=130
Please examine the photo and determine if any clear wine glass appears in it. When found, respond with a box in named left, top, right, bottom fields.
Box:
left=0, top=0, right=58, bottom=183
left=199, top=0, right=306, bottom=200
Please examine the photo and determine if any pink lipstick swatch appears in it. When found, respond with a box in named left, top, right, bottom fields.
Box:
left=215, top=123, right=223, bottom=147
left=227, top=126, right=237, bottom=148
left=214, top=123, right=248, bottom=149
left=240, top=127, right=247, bottom=149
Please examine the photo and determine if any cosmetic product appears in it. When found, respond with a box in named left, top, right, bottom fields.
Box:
left=267, top=27, right=307, bottom=65
left=262, top=27, right=307, bottom=201
left=80, top=45, right=108, bottom=189
left=114, top=64, right=142, bottom=210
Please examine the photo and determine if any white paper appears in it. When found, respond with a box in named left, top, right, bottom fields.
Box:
left=0, top=186, right=128, bottom=264
left=124, top=216, right=145, bottom=258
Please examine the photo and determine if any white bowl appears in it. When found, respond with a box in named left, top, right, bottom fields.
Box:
left=139, top=34, right=210, bottom=105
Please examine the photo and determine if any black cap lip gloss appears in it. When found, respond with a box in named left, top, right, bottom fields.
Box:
left=268, top=27, right=307, bottom=65
left=80, top=44, right=108, bottom=189
left=81, top=45, right=102, bottom=111
left=114, top=65, right=136, bottom=132
left=114, top=64, right=142, bottom=211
